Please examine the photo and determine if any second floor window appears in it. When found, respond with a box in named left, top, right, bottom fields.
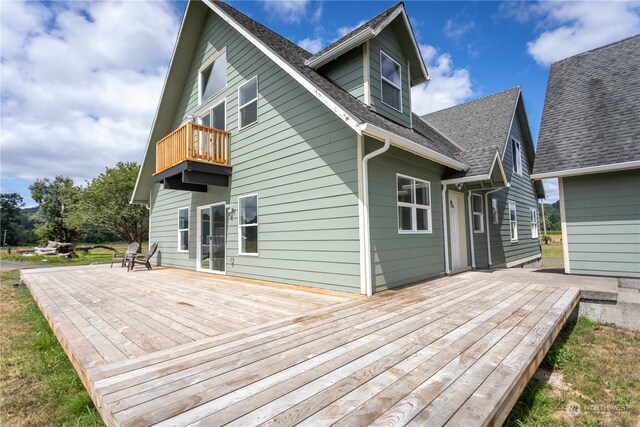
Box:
left=238, top=76, right=258, bottom=129
left=200, top=51, right=227, bottom=104
left=380, top=51, right=401, bottom=111
left=511, top=138, right=523, bottom=175
left=201, top=100, right=226, bottom=131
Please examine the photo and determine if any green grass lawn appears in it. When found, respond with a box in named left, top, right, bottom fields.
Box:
left=542, top=243, right=564, bottom=259
left=0, top=242, right=147, bottom=267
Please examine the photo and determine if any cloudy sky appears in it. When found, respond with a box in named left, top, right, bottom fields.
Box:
left=1, top=0, right=639, bottom=206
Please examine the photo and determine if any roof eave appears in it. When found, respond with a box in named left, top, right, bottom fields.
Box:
left=305, top=28, right=374, bottom=69
left=531, top=161, right=640, bottom=180
left=442, top=150, right=508, bottom=187
left=360, top=123, right=468, bottom=171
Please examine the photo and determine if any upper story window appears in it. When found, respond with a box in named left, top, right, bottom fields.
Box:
left=397, top=174, right=431, bottom=233
left=238, top=76, right=258, bottom=129
left=380, top=51, right=402, bottom=111
left=199, top=51, right=227, bottom=104
left=472, top=194, right=484, bottom=233
left=511, top=138, right=523, bottom=175
left=201, top=100, right=226, bottom=131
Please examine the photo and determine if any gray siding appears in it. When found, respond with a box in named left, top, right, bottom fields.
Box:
left=483, top=108, right=542, bottom=267
left=564, top=170, right=640, bottom=278
left=369, top=26, right=412, bottom=128
left=367, top=141, right=446, bottom=290
left=320, top=46, right=365, bottom=102
left=150, top=11, right=361, bottom=293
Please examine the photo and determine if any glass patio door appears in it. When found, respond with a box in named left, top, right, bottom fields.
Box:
left=198, top=203, right=226, bottom=273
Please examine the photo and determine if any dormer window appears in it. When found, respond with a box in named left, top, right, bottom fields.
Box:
left=380, top=51, right=402, bottom=111
left=199, top=51, right=227, bottom=104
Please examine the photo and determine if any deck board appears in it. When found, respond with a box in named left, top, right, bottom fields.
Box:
left=21, top=265, right=579, bottom=427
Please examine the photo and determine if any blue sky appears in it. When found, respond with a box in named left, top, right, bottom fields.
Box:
left=1, top=0, right=639, bottom=207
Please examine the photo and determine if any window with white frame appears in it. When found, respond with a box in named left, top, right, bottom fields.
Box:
left=238, top=194, right=258, bottom=255
left=397, top=174, right=431, bottom=233
left=511, top=138, right=523, bottom=175
left=199, top=51, right=226, bottom=104
left=492, top=197, right=499, bottom=224
left=200, top=100, right=226, bottom=130
left=530, top=207, right=540, bottom=239
left=238, top=76, right=258, bottom=129
left=509, top=201, right=518, bottom=242
left=178, top=208, right=189, bottom=252
left=472, top=194, right=484, bottom=233
left=380, top=51, right=402, bottom=111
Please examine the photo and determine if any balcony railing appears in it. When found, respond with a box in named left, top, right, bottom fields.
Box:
left=155, top=122, right=230, bottom=175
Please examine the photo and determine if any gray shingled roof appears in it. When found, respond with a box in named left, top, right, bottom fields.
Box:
left=533, top=35, right=640, bottom=175
left=306, top=2, right=402, bottom=62
left=421, top=87, right=521, bottom=177
left=215, top=1, right=463, bottom=162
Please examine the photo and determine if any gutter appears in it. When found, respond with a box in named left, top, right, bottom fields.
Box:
left=362, top=137, right=391, bottom=297
left=530, top=160, right=640, bottom=180
left=305, top=28, right=374, bottom=69
left=359, top=123, right=468, bottom=171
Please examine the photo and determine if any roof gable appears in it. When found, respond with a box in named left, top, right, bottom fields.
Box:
left=306, top=2, right=428, bottom=86
left=533, top=35, right=640, bottom=178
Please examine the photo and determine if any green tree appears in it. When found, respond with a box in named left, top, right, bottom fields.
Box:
left=0, top=193, right=25, bottom=245
left=72, top=162, right=148, bottom=245
left=30, top=176, right=81, bottom=243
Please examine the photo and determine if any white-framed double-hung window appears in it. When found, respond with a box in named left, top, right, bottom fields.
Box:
left=472, top=194, right=484, bottom=233
left=509, top=201, right=518, bottom=242
left=530, top=207, right=540, bottom=239
left=238, top=76, right=258, bottom=129
left=492, top=197, right=499, bottom=224
left=238, top=194, right=258, bottom=255
left=380, top=51, right=402, bottom=111
left=178, top=207, right=189, bottom=252
left=397, top=174, right=431, bottom=233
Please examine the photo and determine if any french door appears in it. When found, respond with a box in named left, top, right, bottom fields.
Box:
left=197, top=203, right=226, bottom=274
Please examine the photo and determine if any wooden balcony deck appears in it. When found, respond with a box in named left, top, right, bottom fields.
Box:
left=22, top=266, right=579, bottom=427
left=155, top=122, right=230, bottom=175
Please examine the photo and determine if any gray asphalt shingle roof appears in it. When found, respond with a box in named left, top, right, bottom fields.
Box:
left=215, top=1, right=463, bottom=163
left=420, top=87, right=521, bottom=177
left=533, top=35, right=640, bottom=175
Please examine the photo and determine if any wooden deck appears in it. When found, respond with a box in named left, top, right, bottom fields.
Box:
left=22, top=266, right=579, bottom=427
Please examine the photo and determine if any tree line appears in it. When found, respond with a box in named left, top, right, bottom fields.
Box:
left=1, top=162, right=148, bottom=246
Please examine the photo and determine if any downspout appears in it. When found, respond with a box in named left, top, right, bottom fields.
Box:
left=362, top=137, right=391, bottom=297
left=484, top=188, right=502, bottom=267
left=467, top=192, right=476, bottom=269
left=441, top=185, right=450, bottom=274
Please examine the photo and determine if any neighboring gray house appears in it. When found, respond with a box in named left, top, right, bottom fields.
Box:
left=132, top=0, right=544, bottom=295
left=531, top=36, right=640, bottom=279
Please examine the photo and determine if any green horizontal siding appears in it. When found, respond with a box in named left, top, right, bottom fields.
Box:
left=320, top=45, right=365, bottom=102
left=564, top=170, right=640, bottom=278
left=150, top=10, right=361, bottom=293
left=367, top=141, right=446, bottom=291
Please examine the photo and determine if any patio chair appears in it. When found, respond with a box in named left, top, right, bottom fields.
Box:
left=128, top=243, right=158, bottom=272
left=110, top=242, right=140, bottom=268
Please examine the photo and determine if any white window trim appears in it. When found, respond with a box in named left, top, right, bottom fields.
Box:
left=472, top=194, right=484, bottom=234
left=492, top=197, right=499, bottom=225
left=198, top=48, right=227, bottom=106
left=237, top=75, right=259, bottom=130
left=396, top=173, right=432, bottom=234
left=509, top=201, right=518, bottom=242
left=379, top=50, right=402, bottom=113
left=199, top=98, right=227, bottom=131
left=177, top=207, right=189, bottom=253
left=512, top=138, right=523, bottom=176
left=530, top=207, right=540, bottom=239
left=238, top=193, right=259, bottom=256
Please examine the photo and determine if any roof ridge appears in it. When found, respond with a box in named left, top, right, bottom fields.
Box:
left=552, top=34, right=640, bottom=66
left=422, top=86, right=520, bottom=117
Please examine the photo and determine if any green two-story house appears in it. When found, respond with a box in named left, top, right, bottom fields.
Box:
left=132, top=0, right=544, bottom=295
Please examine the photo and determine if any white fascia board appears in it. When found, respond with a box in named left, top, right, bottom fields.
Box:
left=397, top=10, right=429, bottom=82
left=305, top=28, right=374, bottom=69
left=530, top=160, right=640, bottom=180
left=360, top=123, right=468, bottom=171
left=441, top=174, right=490, bottom=185
left=488, top=149, right=509, bottom=186
left=130, top=0, right=193, bottom=205
left=205, top=0, right=362, bottom=134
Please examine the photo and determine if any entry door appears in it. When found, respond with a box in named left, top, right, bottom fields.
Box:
left=449, top=192, right=468, bottom=271
left=197, top=203, right=226, bottom=274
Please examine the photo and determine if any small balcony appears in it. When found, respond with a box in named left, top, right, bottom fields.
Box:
left=153, top=122, right=232, bottom=192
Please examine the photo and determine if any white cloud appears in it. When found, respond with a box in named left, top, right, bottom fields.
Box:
left=411, top=44, right=474, bottom=115
left=0, top=1, right=180, bottom=195
left=298, top=37, right=324, bottom=53
left=504, top=1, right=640, bottom=66
left=260, top=0, right=322, bottom=24
left=542, top=178, right=559, bottom=203
left=443, top=19, right=476, bottom=40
